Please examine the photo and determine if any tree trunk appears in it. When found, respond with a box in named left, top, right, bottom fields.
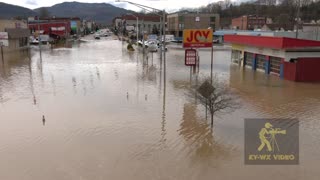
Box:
left=211, top=112, right=214, bottom=128
left=206, top=100, right=208, bottom=120
left=210, top=103, right=213, bottom=128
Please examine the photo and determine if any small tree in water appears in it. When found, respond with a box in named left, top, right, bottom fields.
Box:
left=196, top=77, right=239, bottom=127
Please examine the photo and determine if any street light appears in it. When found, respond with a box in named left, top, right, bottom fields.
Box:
left=115, top=0, right=166, bottom=57
left=127, top=13, right=139, bottom=43
left=127, top=6, right=164, bottom=58
left=115, top=0, right=167, bottom=86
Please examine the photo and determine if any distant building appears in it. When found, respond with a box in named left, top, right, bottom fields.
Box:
left=82, top=20, right=96, bottom=34
left=302, top=23, right=320, bottom=40
left=112, top=17, right=122, bottom=30
left=167, top=12, right=220, bottom=37
left=28, top=17, right=81, bottom=39
left=119, top=14, right=161, bottom=36
left=0, top=19, right=30, bottom=51
left=232, top=15, right=267, bottom=30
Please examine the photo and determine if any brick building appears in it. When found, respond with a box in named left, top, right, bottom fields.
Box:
left=28, top=17, right=81, bottom=39
left=232, top=15, right=267, bottom=30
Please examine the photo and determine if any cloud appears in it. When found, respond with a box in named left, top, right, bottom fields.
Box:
left=25, top=0, right=37, bottom=5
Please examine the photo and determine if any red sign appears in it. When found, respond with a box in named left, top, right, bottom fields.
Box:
left=185, top=49, right=197, bottom=66
left=183, top=29, right=213, bottom=48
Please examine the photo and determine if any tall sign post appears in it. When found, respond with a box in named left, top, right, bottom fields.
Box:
left=183, top=29, right=213, bottom=82
left=0, top=42, right=4, bottom=64
left=0, top=32, right=9, bottom=64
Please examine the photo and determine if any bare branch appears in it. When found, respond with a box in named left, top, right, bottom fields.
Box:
left=188, top=75, right=240, bottom=126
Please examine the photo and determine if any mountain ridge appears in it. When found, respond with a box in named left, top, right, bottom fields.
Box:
left=0, top=1, right=133, bottom=24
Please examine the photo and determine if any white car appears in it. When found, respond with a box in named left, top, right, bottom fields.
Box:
left=146, top=40, right=158, bottom=52
left=94, top=33, right=101, bottom=39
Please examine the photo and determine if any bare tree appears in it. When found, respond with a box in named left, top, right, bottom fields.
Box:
left=195, top=77, right=240, bottom=127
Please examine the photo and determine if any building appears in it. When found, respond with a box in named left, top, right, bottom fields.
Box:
left=0, top=19, right=30, bottom=51
left=28, top=17, right=81, bottom=39
left=302, top=23, right=320, bottom=41
left=167, top=12, right=220, bottom=37
left=232, top=15, right=267, bottom=30
left=112, top=17, right=122, bottom=30
left=119, top=14, right=161, bottom=36
left=81, top=20, right=96, bottom=35
left=225, top=34, right=320, bottom=82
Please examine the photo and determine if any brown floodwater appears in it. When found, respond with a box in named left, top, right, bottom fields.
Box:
left=0, top=37, right=319, bottom=180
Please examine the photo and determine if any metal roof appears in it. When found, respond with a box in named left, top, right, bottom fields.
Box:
left=225, top=35, right=320, bottom=50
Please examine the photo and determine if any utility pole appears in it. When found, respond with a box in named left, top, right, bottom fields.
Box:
left=142, top=19, right=145, bottom=54
left=162, top=10, right=166, bottom=70
left=160, top=16, right=163, bottom=60
left=136, top=16, right=138, bottom=43
left=1, top=43, right=4, bottom=64
left=115, top=0, right=166, bottom=56
left=38, top=16, right=42, bottom=60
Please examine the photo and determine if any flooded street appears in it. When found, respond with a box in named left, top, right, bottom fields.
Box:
left=0, top=37, right=320, bottom=180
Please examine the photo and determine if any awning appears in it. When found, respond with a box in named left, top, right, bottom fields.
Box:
left=50, top=31, right=65, bottom=37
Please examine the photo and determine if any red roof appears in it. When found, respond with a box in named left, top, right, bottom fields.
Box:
left=224, top=35, right=320, bottom=49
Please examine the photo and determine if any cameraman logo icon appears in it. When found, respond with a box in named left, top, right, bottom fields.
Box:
left=258, top=122, right=286, bottom=152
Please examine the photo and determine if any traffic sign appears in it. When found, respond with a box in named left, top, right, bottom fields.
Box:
left=0, top=32, right=9, bottom=47
left=183, top=29, right=213, bottom=48
left=185, top=49, right=197, bottom=66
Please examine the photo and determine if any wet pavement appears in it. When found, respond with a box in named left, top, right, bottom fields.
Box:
left=0, top=36, right=320, bottom=180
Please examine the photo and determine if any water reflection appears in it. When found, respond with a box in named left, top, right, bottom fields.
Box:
left=160, top=68, right=167, bottom=145
left=229, top=65, right=320, bottom=118
left=72, top=76, right=77, bottom=94
left=178, top=103, right=234, bottom=163
left=96, top=67, right=100, bottom=80
left=51, top=74, right=56, bottom=96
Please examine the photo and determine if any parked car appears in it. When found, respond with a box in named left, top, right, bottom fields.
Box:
left=94, top=33, right=101, bottom=39
left=146, top=40, right=158, bottom=52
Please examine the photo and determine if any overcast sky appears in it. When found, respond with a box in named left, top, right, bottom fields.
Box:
left=2, top=0, right=230, bottom=12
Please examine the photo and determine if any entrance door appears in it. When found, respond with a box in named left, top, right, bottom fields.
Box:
left=256, top=54, right=266, bottom=70
left=270, top=56, right=281, bottom=75
left=244, top=52, right=254, bottom=67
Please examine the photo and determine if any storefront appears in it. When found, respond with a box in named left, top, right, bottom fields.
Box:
left=225, top=35, right=320, bottom=82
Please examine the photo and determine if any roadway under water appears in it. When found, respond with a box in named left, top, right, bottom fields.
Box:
left=0, top=37, right=319, bottom=180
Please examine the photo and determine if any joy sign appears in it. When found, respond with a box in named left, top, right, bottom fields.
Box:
left=183, top=29, right=213, bottom=48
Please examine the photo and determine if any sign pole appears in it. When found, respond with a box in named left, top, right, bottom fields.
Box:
left=37, top=16, right=42, bottom=62
left=1, top=46, right=3, bottom=64
left=197, top=49, right=200, bottom=73
left=210, top=45, right=213, bottom=84
left=190, top=66, right=192, bottom=84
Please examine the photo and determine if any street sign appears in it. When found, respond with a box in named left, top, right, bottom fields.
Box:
left=0, top=32, right=9, bottom=47
left=183, top=29, right=213, bottom=48
left=185, top=49, right=197, bottom=66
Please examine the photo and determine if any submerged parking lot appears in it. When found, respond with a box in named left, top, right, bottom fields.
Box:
left=0, top=37, right=320, bottom=180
